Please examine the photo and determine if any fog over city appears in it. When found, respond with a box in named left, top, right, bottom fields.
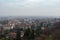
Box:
left=0, top=0, right=60, bottom=17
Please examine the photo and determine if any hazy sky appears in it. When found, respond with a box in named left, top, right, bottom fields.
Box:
left=0, top=0, right=60, bottom=17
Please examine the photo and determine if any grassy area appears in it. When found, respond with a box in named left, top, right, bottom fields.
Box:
left=0, top=35, right=53, bottom=40
left=0, top=38, right=13, bottom=40
left=0, top=38, right=5, bottom=40
left=46, top=35, right=53, bottom=40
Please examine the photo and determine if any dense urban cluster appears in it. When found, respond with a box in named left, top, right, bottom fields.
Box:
left=0, top=16, right=60, bottom=40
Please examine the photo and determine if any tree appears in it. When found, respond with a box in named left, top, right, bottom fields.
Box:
left=31, top=24, right=35, bottom=30
left=24, top=28, right=31, bottom=40
left=36, top=23, right=42, bottom=37
left=16, top=28, right=21, bottom=40
left=30, top=30, right=35, bottom=40
left=0, top=20, right=8, bottom=24
left=51, top=22, right=60, bottom=40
